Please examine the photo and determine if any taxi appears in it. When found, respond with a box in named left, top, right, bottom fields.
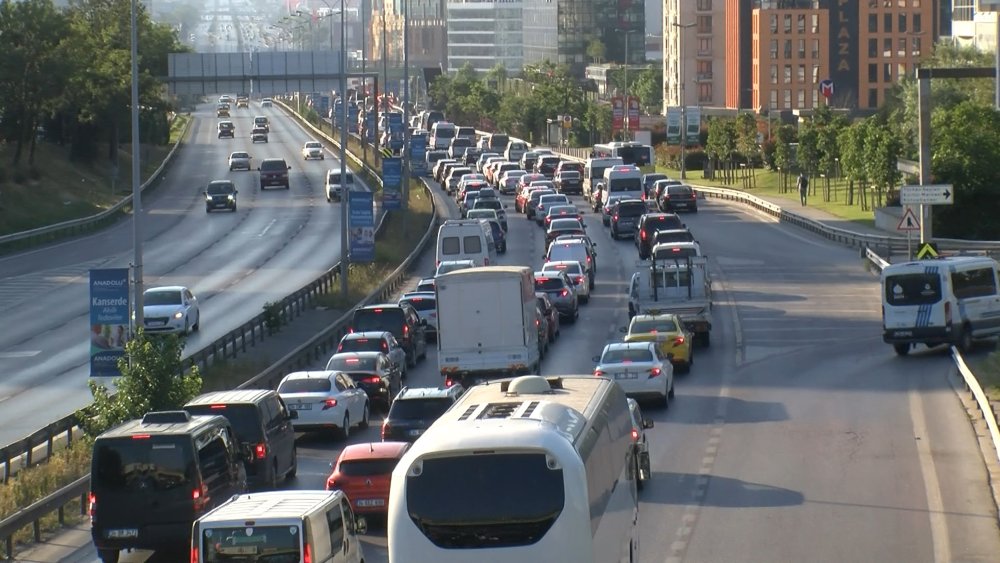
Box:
left=621, top=313, right=694, bottom=373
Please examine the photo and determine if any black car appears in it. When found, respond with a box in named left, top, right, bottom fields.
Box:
left=554, top=170, right=582, bottom=194
left=660, top=184, right=699, bottom=213
left=635, top=212, right=686, bottom=258
left=204, top=180, right=237, bottom=213
left=90, top=411, right=247, bottom=563
left=324, top=351, right=401, bottom=411
left=380, top=385, right=465, bottom=442
left=258, top=158, right=290, bottom=190
left=535, top=155, right=561, bottom=179
left=609, top=199, right=647, bottom=240
left=350, top=303, right=428, bottom=367
left=486, top=218, right=507, bottom=253
left=627, top=398, right=655, bottom=490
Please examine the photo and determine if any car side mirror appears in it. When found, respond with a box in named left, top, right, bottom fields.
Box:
left=288, top=410, right=299, bottom=420
left=256, top=167, right=261, bottom=171
left=643, top=419, right=655, bottom=429
left=355, top=515, right=368, bottom=535
left=234, top=190, right=238, bottom=194
left=592, top=355, right=601, bottom=362
left=287, top=165, right=291, bottom=170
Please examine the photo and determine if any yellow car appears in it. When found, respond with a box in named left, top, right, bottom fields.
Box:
left=622, top=313, right=694, bottom=373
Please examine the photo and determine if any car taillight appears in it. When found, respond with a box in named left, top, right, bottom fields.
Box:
left=192, top=482, right=209, bottom=512
left=381, top=342, right=388, bottom=352
left=594, top=369, right=605, bottom=377
left=613, top=214, right=619, bottom=221
left=575, top=276, right=584, bottom=284
left=304, top=543, right=312, bottom=563
left=337, top=344, right=343, bottom=352
left=381, top=421, right=388, bottom=440
left=560, top=289, right=569, bottom=297
left=323, top=399, right=338, bottom=410
left=88, top=492, right=97, bottom=518
left=403, top=324, right=409, bottom=337
left=191, top=546, right=199, bottom=563
left=254, top=442, right=267, bottom=459
left=649, top=367, right=662, bottom=378
left=326, top=476, right=337, bottom=490
left=367, top=376, right=382, bottom=384
left=631, top=428, right=639, bottom=442
left=445, top=377, right=456, bottom=387
left=673, top=335, right=686, bottom=346
left=641, top=230, right=647, bottom=240
left=535, top=319, right=540, bottom=327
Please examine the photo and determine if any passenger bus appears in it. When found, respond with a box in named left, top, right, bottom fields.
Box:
left=387, top=375, right=639, bottom=563
left=593, top=141, right=654, bottom=168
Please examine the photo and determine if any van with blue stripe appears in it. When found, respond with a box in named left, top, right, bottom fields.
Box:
left=882, top=256, right=1000, bottom=355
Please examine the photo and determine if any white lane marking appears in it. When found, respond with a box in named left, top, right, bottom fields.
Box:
left=0, top=351, right=42, bottom=358
left=909, top=384, right=952, bottom=563
left=258, top=219, right=277, bottom=237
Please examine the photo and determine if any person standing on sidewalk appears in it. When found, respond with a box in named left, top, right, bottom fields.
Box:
left=797, top=173, right=809, bottom=206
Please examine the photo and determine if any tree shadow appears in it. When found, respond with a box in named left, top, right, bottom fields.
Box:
left=649, top=394, right=790, bottom=425
left=642, top=471, right=804, bottom=508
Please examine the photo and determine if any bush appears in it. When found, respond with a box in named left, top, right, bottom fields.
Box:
left=263, top=301, right=284, bottom=333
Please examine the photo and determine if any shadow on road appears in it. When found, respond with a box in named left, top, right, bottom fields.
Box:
left=643, top=471, right=804, bottom=508
left=652, top=394, right=790, bottom=425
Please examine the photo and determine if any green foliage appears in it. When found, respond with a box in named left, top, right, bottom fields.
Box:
left=797, top=124, right=820, bottom=176
left=263, top=301, right=284, bottom=333
left=772, top=124, right=796, bottom=172
left=78, top=330, right=202, bottom=437
left=630, top=68, right=663, bottom=113
left=587, top=38, right=606, bottom=64
left=838, top=120, right=868, bottom=183
left=862, top=118, right=901, bottom=205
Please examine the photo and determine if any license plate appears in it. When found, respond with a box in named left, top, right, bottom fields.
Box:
left=615, top=372, right=638, bottom=380
left=408, top=429, right=423, bottom=437
left=146, top=320, right=165, bottom=327
left=289, top=403, right=312, bottom=410
left=107, top=528, right=138, bottom=539
left=894, top=330, right=913, bottom=337
left=356, top=499, right=385, bottom=507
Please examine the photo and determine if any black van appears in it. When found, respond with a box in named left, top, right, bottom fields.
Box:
left=184, top=389, right=298, bottom=491
left=90, top=411, right=247, bottom=563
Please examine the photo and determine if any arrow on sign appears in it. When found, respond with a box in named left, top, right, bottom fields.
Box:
left=916, top=242, right=939, bottom=260
left=897, top=207, right=921, bottom=231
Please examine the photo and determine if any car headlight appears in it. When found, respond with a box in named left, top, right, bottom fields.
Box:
left=227, top=195, right=234, bottom=200
left=205, top=195, right=212, bottom=201
left=173, top=311, right=183, bottom=319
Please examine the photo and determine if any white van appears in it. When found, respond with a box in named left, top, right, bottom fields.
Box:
left=325, top=168, right=355, bottom=202
left=505, top=140, right=528, bottom=163
left=436, top=219, right=497, bottom=268
left=430, top=121, right=457, bottom=150
left=583, top=156, right=624, bottom=201
left=192, top=490, right=366, bottom=563
left=882, top=256, right=1000, bottom=355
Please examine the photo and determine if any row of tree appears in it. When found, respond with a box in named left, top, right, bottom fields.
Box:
left=0, top=0, right=187, bottom=168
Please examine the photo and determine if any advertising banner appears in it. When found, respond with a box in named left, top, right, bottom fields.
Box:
left=666, top=107, right=682, bottom=145
left=410, top=134, right=427, bottom=176
left=627, top=96, right=640, bottom=131
left=382, top=157, right=402, bottom=210
left=685, top=106, right=701, bottom=146
left=611, top=96, right=625, bottom=131
left=349, top=191, right=375, bottom=262
left=89, top=268, right=130, bottom=377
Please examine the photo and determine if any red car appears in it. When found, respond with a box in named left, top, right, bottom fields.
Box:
left=326, top=441, right=411, bottom=514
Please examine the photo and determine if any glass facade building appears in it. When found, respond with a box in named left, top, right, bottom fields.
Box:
left=447, top=0, right=524, bottom=72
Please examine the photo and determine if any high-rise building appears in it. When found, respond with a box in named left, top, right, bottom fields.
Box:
left=948, top=0, right=999, bottom=52
left=373, top=0, right=448, bottom=71
left=663, top=0, right=727, bottom=113
left=446, top=0, right=524, bottom=73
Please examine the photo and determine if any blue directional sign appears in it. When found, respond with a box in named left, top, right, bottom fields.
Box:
left=348, top=191, right=375, bottom=262
left=388, top=112, right=404, bottom=135
left=348, top=104, right=360, bottom=133
left=410, top=134, right=427, bottom=176
left=89, top=268, right=130, bottom=377
left=382, top=157, right=402, bottom=210
left=365, top=112, right=376, bottom=142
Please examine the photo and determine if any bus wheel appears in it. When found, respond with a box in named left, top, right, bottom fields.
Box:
left=893, top=343, right=910, bottom=356
left=959, top=327, right=974, bottom=353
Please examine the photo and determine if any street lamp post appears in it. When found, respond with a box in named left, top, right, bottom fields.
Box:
left=130, top=0, right=143, bottom=331
left=623, top=30, right=630, bottom=141
left=402, top=0, right=410, bottom=212
left=320, top=0, right=350, bottom=296
left=672, top=21, right=695, bottom=180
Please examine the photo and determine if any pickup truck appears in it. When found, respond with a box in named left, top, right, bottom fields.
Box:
left=627, top=255, right=712, bottom=346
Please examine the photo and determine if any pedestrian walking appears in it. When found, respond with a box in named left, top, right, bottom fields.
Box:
left=797, top=173, right=809, bottom=206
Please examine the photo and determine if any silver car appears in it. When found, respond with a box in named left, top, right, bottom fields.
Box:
left=541, top=260, right=591, bottom=303
left=142, top=286, right=200, bottom=334
left=228, top=151, right=252, bottom=171
left=533, top=270, right=579, bottom=322
left=534, top=194, right=572, bottom=226
left=336, top=331, right=408, bottom=375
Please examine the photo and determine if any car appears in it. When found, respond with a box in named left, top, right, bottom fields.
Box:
left=554, top=169, right=583, bottom=194
left=533, top=270, right=579, bottom=322
left=254, top=115, right=270, bottom=132
left=525, top=188, right=556, bottom=220
left=142, top=286, right=199, bottom=334
left=325, top=351, right=402, bottom=411
left=500, top=174, right=523, bottom=195
left=349, top=303, right=428, bottom=367
left=326, top=441, right=411, bottom=514
left=456, top=180, right=488, bottom=205
left=251, top=126, right=268, bottom=143
left=484, top=218, right=507, bottom=253
left=472, top=198, right=508, bottom=231
left=476, top=186, right=500, bottom=201
left=627, top=398, right=655, bottom=489
left=217, top=120, right=234, bottom=138
left=476, top=152, right=501, bottom=172
left=228, top=151, right=252, bottom=171
left=660, top=184, right=699, bottom=212
left=651, top=241, right=703, bottom=260
left=546, top=239, right=596, bottom=288
left=622, top=313, right=694, bottom=373
left=236, top=96, right=249, bottom=108
left=535, top=303, right=550, bottom=358
left=517, top=172, right=547, bottom=191
left=541, top=260, right=591, bottom=303
left=593, top=342, right=674, bottom=407
left=457, top=173, right=488, bottom=192
left=651, top=228, right=696, bottom=247
left=399, top=291, right=438, bottom=340
left=261, top=97, right=273, bottom=107
left=414, top=278, right=436, bottom=292
left=276, top=370, right=370, bottom=438
left=302, top=140, right=325, bottom=160
left=519, top=150, right=543, bottom=172
left=258, top=157, right=291, bottom=190
left=635, top=212, right=687, bottom=258
left=545, top=217, right=587, bottom=249
left=445, top=166, right=473, bottom=193
left=607, top=198, right=645, bottom=239
left=466, top=208, right=498, bottom=227
left=435, top=259, right=476, bottom=277
left=219, top=95, right=233, bottom=104
left=651, top=179, right=683, bottom=208
left=460, top=192, right=482, bottom=217
left=535, top=292, right=561, bottom=343
left=203, top=180, right=238, bottom=213
left=641, top=173, right=669, bottom=199
left=463, top=147, right=483, bottom=165
left=336, top=331, right=408, bottom=375
left=380, top=385, right=465, bottom=442
left=432, top=158, right=457, bottom=183
left=534, top=194, right=571, bottom=226
left=535, top=154, right=562, bottom=179
left=543, top=204, right=583, bottom=228
left=216, top=104, right=230, bottom=118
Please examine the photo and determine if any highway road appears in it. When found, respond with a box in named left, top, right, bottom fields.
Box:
left=54, top=172, right=1000, bottom=562
left=0, top=103, right=356, bottom=446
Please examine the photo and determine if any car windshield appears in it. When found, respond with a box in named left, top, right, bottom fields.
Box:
left=540, top=195, right=569, bottom=205
left=327, top=355, right=379, bottom=371
left=338, top=459, right=400, bottom=476
left=278, top=378, right=333, bottom=393
left=93, top=437, right=192, bottom=493
left=390, top=398, right=453, bottom=420
left=534, top=277, right=566, bottom=291
left=206, top=183, right=234, bottom=195
left=183, top=404, right=262, bottom=441
left=144, top=290, right=182, bottom=305
left=602, top=348, right=655, bottom=363
left=630, top=318, right=680, bottom=334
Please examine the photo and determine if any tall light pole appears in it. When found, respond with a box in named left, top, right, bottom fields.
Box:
left=320, top=0, right=349, bottom=296
left=130, top=0, right=143, bottom=331
left=672, top=21, right=695, bottom=179
left=402, top=0, right=410, bottom=211
left=623, top=30, right=630, bottom=141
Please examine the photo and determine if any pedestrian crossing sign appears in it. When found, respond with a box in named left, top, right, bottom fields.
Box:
left=897, top=207, right=920, bottom=231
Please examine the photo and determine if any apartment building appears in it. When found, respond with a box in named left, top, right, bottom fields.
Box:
left=446, top=0, right=524, bottom=73
left=663, top=0, right=727, bottom=113
left=948, top=0, right=999, bottom=52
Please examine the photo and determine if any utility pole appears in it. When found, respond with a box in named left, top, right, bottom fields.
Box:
left=339, top=2, right=349, bottom=297
left=130, top=0, right=143, bottom=331
left=402, top=0, right=410, bottom=218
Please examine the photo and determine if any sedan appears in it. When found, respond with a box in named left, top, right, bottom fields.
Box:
left=277, top=370, right=369, bottom=438
left=543, top=204, right=582, bottom=229
left=326, top=442, right=410, bottom=515
left=302, top=141, right=325, bottom=160
left=622, top=313, right=694, bottom=374
left=337, top=331, right=407, bottom=375
left=541, top=260, right=590, bottom=303
left=545, top=217, right=587, bottom=249
left=325, top=351, right=401, bottom=411
left=399, top=292, right=438, bottom=341
left=533, top=271, right=579, bottom=323
left=142, top=286, right=199, bottom=334
left=593, top=342, right=674, bottom=407
left=228, top=151, right=252, bottom=171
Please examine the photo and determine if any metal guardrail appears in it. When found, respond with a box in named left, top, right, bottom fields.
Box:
left=952, top=348, right=1000, bottom=467
left=0, top=475, right=90, bottom=559
left=0, top=117, right=193, bottom=254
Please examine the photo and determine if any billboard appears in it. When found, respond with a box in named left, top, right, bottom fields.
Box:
left=410, top=134, right=427, bottom=176
left=349, top=191, right=375, bottom=262
left=666, top=107, right=682, bottom=145
left=685, top=107, right=701, bottom=146
left=627, top=96, right=640, bottom=131
left=89, top=268, right=130, bottom=377
left=611, top=96, right=625, bottom=131
left=382, top=157, right=402, bottom=210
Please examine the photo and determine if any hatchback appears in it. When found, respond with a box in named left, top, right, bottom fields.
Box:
left=546, top=240, right=596, bottom=287
left=610, top=199, right=646, bottom=239
left=533, top=271, right=579, bottom=322
left=277, top=370, right=370, bottom=438
left=325, top=351, right=401, bottom=411
left=545, top=217, right=587, bottom=249
left=301, top=141, right=325, bottom=160
left=541, top=260, right=591, bottom=303
left=142, top=286, right=199, bottom=334
left=326, top=442, right=410, bottom=515
left=337, top=331, right=407, bottom=374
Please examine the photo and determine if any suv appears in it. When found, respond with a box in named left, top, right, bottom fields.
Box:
left=183, top=389, right=298, bottom=490
left=533, top=270, right=580, bottom=322
left=635, top=212, right=686, bottom=259
left=90, top=411, right=247, bottom=563
left=380, top=385, right=465, bottom=442
left=350, top=303, right=428, bottom=368
left=610, top=199, right=647, bottom=240
left=258, top=158, right=291, bottom=190
left=217, top=121, right=234, bottom=139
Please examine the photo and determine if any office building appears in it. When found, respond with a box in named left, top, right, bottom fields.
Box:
left=663, top=0, right=727, bottom=113
left=446, top=0, right=524, bottom=73
left=372, top=0, right=448, bottom=71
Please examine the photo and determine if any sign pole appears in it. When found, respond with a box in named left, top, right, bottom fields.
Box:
left=907, top=229, right=912, bottom=261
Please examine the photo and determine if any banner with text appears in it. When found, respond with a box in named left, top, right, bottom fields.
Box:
left=611, top=96, right=625, bottom=131
left=382, top=157, right=402, bottom=210
left=666, top=107, right=682, bottom=144
left=410, top=134, right=427, bottom=176
left=349, top=191, right=375, bottom=262
left=627, top=96, right=640, bottom=131
left=89, top=268, right=130, bottom=377
left=685, top=106, right=701, bottom=146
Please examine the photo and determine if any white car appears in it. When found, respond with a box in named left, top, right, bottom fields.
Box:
left=541, top=260, right=591, bottom=303
left=302, top=141, right=325, bottom=160
left=142, top=286, right=200, bottom=334
left=228, top=151, right=252, bottom=171
left=277, top=369, right=369, bottom=438
left=593, top=342, right=674, bottom=407
left=261, top=97, right=273, bottom=107
left=435, top=259, right=476, bottom=277
left=399, top=291, right=438, bottom=338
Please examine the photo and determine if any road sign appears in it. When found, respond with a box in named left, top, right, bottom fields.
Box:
left=819, top=79, right=834, bottom=99
left=916, top=242, right=939, bottom=260
left=900, top=184, right=954, bottom=205
left=897, top=207, right=921, bottom=231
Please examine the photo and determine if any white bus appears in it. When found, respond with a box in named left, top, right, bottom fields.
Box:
left=583, top=156, right=624, bottom=202
left=387, top=375, right=639, bottom=563
left=593, top=141, right=654, bottom=168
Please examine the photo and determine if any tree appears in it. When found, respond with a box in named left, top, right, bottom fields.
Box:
left=733, top=112, right=759, bottom=188
left=587, top=38, right=606, bottom=64
left=631, top=68, right=663, bottom=113
left=772, top=124, right=796, bottom=193
left=838, top=121, right=870, bottom=207
left=862, top=119, right=901, bottom=208
left=78, top=330, right=203, bottom=437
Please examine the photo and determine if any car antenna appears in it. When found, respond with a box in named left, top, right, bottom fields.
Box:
left=369, top=442, right=374, bottom=453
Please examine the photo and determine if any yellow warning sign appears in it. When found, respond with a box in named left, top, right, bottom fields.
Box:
left=916, top=242, right=939, bottom=260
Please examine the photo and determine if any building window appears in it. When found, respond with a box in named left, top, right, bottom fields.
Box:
left=913, top=0, right=920, bottom=7
left=770, top=89, right=778, bottom=109
left=797, top=14, right=805, bottom=33
left=812, top=64, right=819, bottom=82
left=798, top=39, right=805, bottom=58
left=784, top=39, right=792, bottom=58
left=697, top=0, right=712, bottom=10
left=813, top=89, right=819, bottom=107
left=898, top=63, right=907, bottom=78
left=868, top=38, right=877, bottom=57
left=698, top=82, right=712, bottom=103
left=913, top=14, right=922, bottom=33
left=771, top=64, right=778, bottom=84
left=797, top=64, right=805, bottom=82
left=797, top=89, right=805, bottom=107
left=868, top=88, right=878, bottom=108
left=784, top=89, right=792, bottom=109
left=784, top=64, right=791, bottom=84
left=868, top=14, right=877, bottom=33
left=868, top=63, right=878, bottom=83
left=783, top=14, right=791, bottom=33
left=884, top=63, right=892, bottom=81
left=812, top=39, right=820, bottom=58
left=898, top=14, right=907, bottom=33
left=898, top=38, right=906, bottom=56
left=884, top=38, right=892, bottom=57
left=770, top=39, right=778, bottom=59
left=770, top=14, right=778, bottom=33
left=912, top=37, right=922, bottom=56
left=699, top=37, right=712, bottom=55
left=811, top=14, right=818, bottom=33
left=883, top=14, right=892, bottom=33
left=697, top=16, right=712, bottom=33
